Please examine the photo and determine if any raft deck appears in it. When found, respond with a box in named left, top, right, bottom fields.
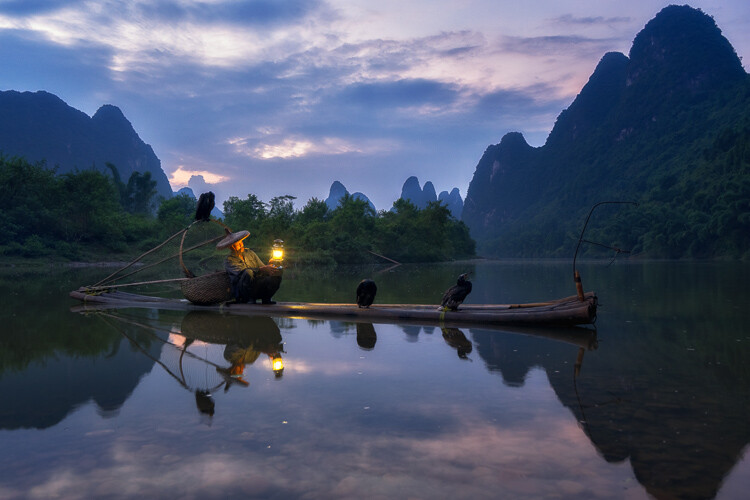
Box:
left=70, top=289, right=597, bottom=329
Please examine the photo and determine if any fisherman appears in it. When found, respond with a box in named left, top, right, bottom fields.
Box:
left=218, top=315, right=286, bottom=380
left=217, top=230, right=282, bottom=304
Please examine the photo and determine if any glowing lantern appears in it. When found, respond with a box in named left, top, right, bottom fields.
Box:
left=271, top=354, right=284, bottom=377
left=271, top=239, right=284, bottom=267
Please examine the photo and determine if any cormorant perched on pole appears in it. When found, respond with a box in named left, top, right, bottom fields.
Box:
left=439, top=273, right=472, bottom=311
left=356, top=279, right=377, bottom=308
left=195, top=191, right=215, bottom=221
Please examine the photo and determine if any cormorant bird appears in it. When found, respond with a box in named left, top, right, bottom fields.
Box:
left=194, top=390, right=215, bottom=416
left=441, top=327, right=473, bottom=359
left=356, top=322, right=377, bottom=350
left=195, top=191, right=215, bottom=221
left=439, top=273, right=472, bottom=311
left=356, top=279, right=377, bottom=308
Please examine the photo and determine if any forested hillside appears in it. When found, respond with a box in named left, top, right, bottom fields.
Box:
left=463, top=5, right=750, bottom=259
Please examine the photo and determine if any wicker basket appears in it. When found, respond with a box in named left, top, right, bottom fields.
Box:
left=181, top=271, right=232, bottom=305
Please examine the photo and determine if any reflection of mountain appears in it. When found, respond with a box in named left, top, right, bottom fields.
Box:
left=400, top=325, right=422, bottom=342
left=471, top=318, right=750, bottom=500
left=470, top=327, right=591, bottom=386
left=0, top=270, right=165, bottom=430
left=0, top=331, right=160, bottom=430
left=547, top=337, right=750, bottom=499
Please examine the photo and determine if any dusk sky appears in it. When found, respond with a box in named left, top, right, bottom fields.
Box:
left=1, top=0, right=748, bottom=210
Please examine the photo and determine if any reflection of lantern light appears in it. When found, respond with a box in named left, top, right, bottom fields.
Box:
left=271, top=354, right=284, bottom=377
left=271, top=239, right=284, bottom=267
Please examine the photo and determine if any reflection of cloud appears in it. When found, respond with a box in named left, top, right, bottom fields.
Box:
left=718, top=445, right=750, bottom=499
left=22, top=400, right=644, bottom=499
left=284, top=359, right=389, bottom=376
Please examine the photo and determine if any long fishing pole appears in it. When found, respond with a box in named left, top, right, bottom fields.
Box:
left=94, top=216, right=233, bottom=287
left=573, top=201, right=638, bottom=300
left=92, top=225, right=192, bottom=287
left=83, top=233, right=225, bottom=292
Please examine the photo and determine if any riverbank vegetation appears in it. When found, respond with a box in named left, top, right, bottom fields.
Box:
left=0, top=156, right=475, bottom=265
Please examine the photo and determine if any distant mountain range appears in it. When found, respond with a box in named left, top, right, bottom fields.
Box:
left=0, top=90, right=173, bottom=200
left=462, top=5, right=750, bottom=259
left=324, top=177, right=464, bottom=218
left=324, top=181, right=376, bottom=212
left=399, top=176, right=463, bottom=218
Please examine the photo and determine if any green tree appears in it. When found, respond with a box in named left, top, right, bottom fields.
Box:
left=57, top=169, right=124, bottom=245
left=223, top=194, right=266, bottom=232
left=295, top=197, right=329, bottom=225
left=125, top=171, right=158, bottom=215
left=328, top=194, right=376, bottom=263
left=105, top=162, right=158, bottom=215
left=0, top=156, right=59, bottom=246
left=157, top=193, right=196, bottom=234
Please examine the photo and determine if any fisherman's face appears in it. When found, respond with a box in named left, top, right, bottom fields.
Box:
left=231, top=240, right=244, bottom=252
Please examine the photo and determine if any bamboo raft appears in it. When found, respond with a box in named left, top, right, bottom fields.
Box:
left=69, top=288, right=597, bottom=329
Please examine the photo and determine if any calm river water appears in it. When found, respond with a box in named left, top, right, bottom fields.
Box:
left=1, top=260, right=749, bottom=499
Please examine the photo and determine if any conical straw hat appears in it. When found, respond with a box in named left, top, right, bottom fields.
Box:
left=216, top=230, right=249, bottom=249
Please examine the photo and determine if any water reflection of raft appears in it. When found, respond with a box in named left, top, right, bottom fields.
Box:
left=69, top=289, right=597, bottom=328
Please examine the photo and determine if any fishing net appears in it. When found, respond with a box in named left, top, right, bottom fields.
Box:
left=96, top=310, right=234, bottom=394
left=156, top=335, right=229, bottom=393
left=80, top=219, right=230, bottom=300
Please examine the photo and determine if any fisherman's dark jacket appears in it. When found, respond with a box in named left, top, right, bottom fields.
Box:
left=225, top=249, right=265, bottom=298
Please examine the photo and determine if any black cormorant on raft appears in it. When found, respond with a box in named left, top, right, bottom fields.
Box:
left=356, top=279, right=377, bottom=308
left=439, top=273, right=472, bottom=311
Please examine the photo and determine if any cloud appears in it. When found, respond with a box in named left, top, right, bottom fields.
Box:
left=136, top=0, right=327, bottom=27
left=169, top=166, right=229, bottom=187
left=475, top=84, right=571, bottom=129
left=0, top=0, right=84, bottom=17
left=498, top=34, right=619, bottom=57
left=340, top=78, right=459, bottom=109
left=0, top=0, right=333, bottom=75
left=550, top=14, right=632, bottom=26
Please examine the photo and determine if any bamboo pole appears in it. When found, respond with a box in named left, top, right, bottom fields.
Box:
left=79, top=277, right=190, bottom=292
left=93, top=226, right=191, bottom=287
left=88, top=234, right=224, bottom=287
left=367, top=250, right=401, bottom=265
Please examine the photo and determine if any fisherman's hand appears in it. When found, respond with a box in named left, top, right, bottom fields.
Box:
left=259, top=265, right=277, bottom=274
